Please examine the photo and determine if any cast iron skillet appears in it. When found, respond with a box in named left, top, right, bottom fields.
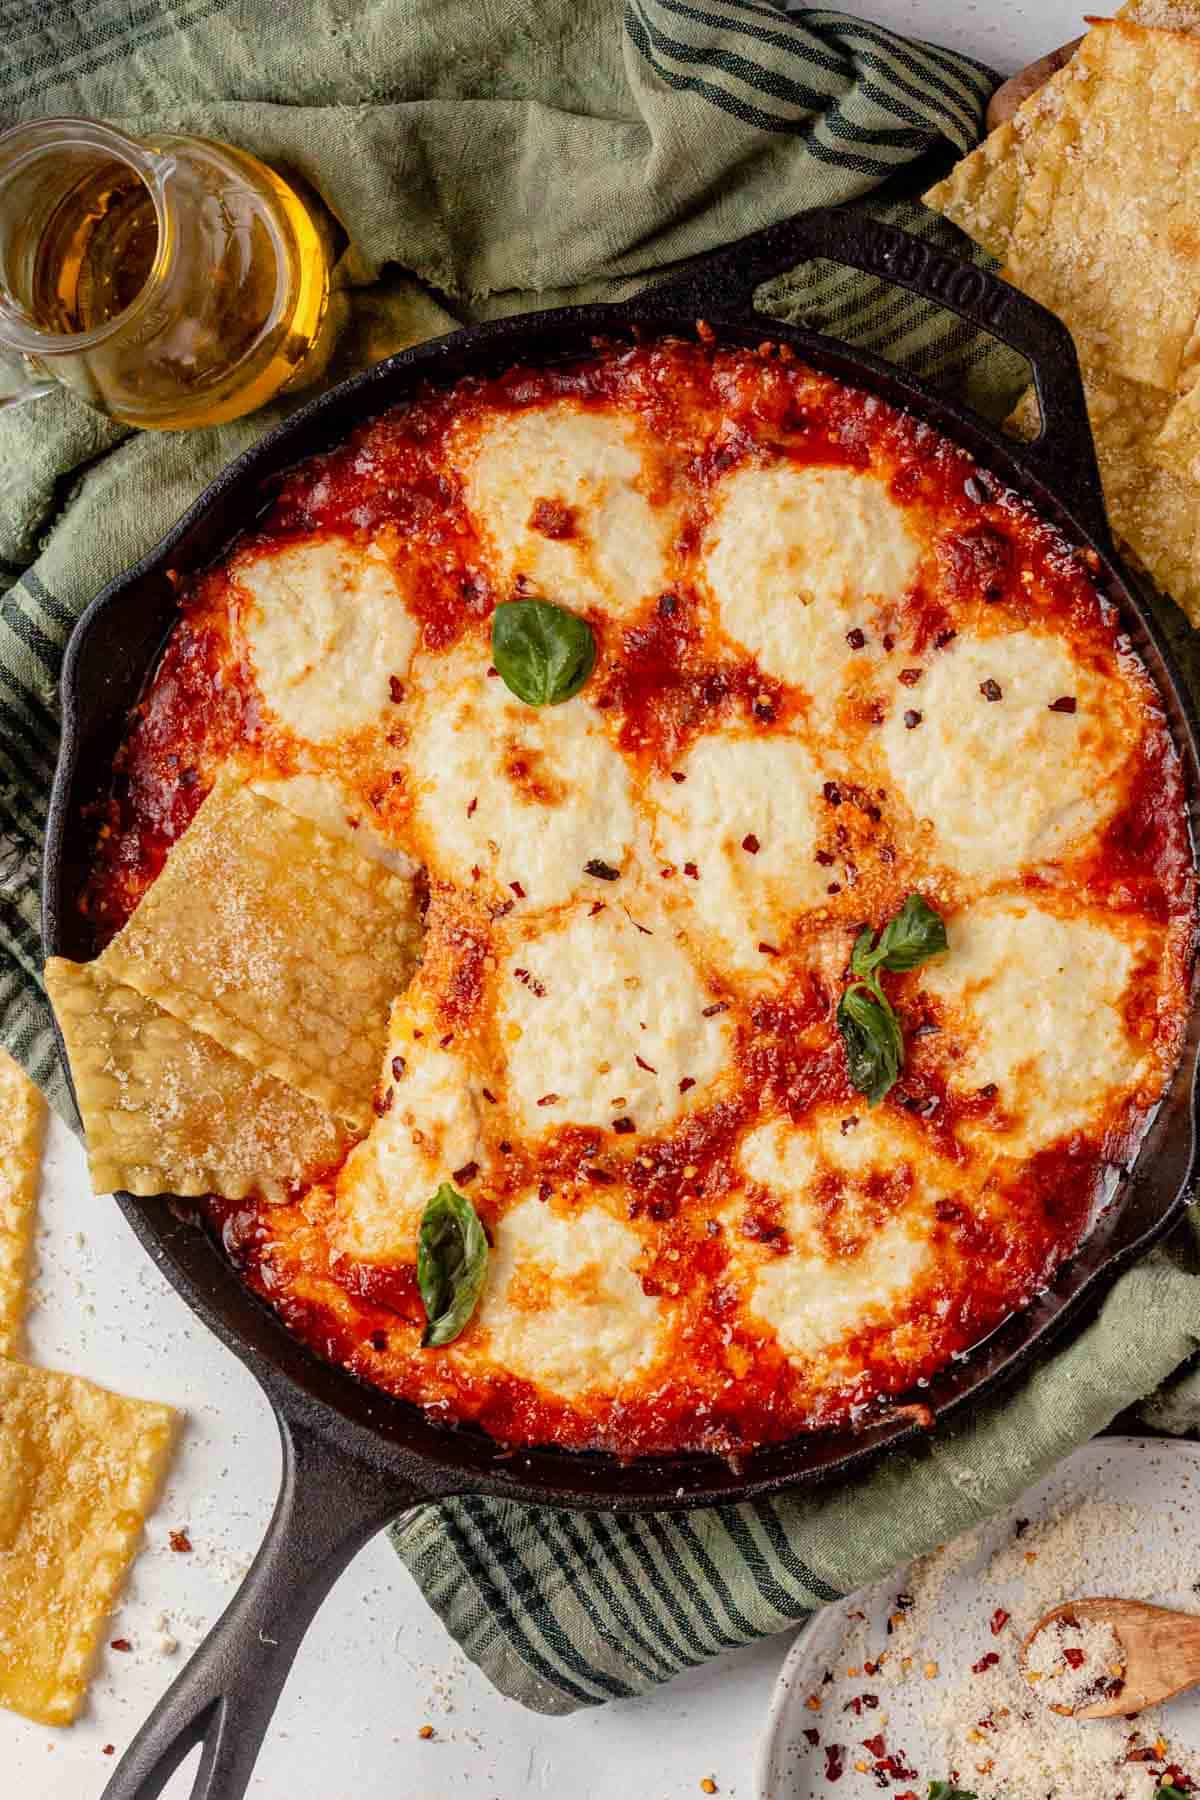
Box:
left=41, top=207, right=1200, bottom=1800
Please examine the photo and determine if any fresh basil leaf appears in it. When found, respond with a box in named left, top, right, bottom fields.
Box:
left=874, top=893, right=949, bottom=972
left=928, top=1785, right=978, bottom=1800
left=849, top=924, right=878, bottom=980
left=417, top=1183, right=488, bottom=1348
left=1156, top=1788, right=1191, bottom=1799
left=492, top=598, right=596, bottom=706
left=837, top=980, right=904, bottom=1106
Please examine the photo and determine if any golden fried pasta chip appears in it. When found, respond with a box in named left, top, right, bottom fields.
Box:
left=1005, top=21, right=1200, bottom=395
left=0, top=1052, right=45, bottom=1357
left=45, top=958, right=351, bottom=1201
left=923, top=100, right=1062, bottom=261
left=924, top=6, right=1200, bottom=261
left=98, top=777, right=422, bottom=1128
left=1009, top=373, right=1200, bottom=626
left=0, top=1360, right=176, bottom=1724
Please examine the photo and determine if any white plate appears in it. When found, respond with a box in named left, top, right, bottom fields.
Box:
left=756, top=1436, right=1200, bottom=1798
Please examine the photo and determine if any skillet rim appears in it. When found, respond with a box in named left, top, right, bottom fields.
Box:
left=41, top=294, right=1200, bottom=1513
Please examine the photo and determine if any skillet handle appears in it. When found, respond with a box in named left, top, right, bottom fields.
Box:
left=102, top=1398, right=451, bottom=1800
left=647, top=206, right=1108, bottom=546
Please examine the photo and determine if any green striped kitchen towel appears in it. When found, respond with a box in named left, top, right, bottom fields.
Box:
left=7, top=0, right=1200, bottom=1715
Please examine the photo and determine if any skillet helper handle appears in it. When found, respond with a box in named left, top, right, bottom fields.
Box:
left=649, top=205, right=1107, bottom=545
left=102, top=1405, right=436, bottom=1800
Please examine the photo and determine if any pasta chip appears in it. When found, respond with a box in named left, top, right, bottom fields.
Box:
left=1005, top=20, right=1200, bottom=395
left=924, top=111, right=1049, bottom=262
left=0, top=1361, right=176, bottom=1724
left=0, top=1052, right=45, bottom=1357
left=1008, top=373, right=1200, bottom=626
left=44, top=958, right=351, bottom=1201
left=98, top=777, right=422, bottom=1128
left=924, top=6, right=1200, bottom=260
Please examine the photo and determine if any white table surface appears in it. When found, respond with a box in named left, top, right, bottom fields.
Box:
left=5, top=5, right=1091, bottom=1796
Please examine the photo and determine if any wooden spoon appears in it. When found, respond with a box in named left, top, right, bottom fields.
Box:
left=985, top=38, right=1083, bottom=130
left=1022, top=1598, right=1200, bottom=1718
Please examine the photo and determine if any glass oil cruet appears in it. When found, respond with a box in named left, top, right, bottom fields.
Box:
left=0, top=117, right=331, bottom=430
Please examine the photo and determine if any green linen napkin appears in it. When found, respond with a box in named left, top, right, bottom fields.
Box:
left=4, top=0, right=1200, bottom=1715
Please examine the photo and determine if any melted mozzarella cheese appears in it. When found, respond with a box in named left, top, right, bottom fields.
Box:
left=334, top=991, right=482, bottom=1263
left=649, top=731, right=828, bottom=975
left=457, top=403, right=676, bottom=617
left=879, top=631, right=1132, bottom=875
left=736, top=1109, right=938, bottom=1356
left=233, top=537, right=417, bottom=742
left=474, top=1195, right=666, bottom=1396
left=702, top=463, right=920, bottom=696
left=248, top=772, right=419, bottom=876
left=919, top=898, right=1146, bottom=1151
left=496, top=897, right=731, bottom=1136
left=404, top=637, right=637, bottom=908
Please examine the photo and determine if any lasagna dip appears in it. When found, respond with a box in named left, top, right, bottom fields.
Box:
left=77, top=338, right=1194, bottom=1455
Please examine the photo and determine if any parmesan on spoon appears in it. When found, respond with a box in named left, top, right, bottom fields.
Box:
left=1022, top=1599, right=1200, bottom=1719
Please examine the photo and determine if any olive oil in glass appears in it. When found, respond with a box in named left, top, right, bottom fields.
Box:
left=0, top=118, right=330, bottom=429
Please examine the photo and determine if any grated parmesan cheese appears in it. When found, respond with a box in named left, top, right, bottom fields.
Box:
left=791, top=1497, right=1200, bottom=1799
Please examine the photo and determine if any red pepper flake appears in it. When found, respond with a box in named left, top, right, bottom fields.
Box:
left=898, top=668, right=922, bottom=687
left=826, top=882, right=841, bottom=895
left=862, top=1734, right=887, bottom=1758
left=389, top=676, right=405, bottom=703
left=537, top=1092, right=559, bottom=1107
left=903, top=710, right=922, bottom=730
left=372, top=1086, right=394, bottom=1117
left=741, top=833, right=760, bottom=854
left=979, top=678, right=1003, bottom=702
left=585, top=858, right=620, bottom=881
left=624, top=906, right=653, bottom=935
left=846, top=628, right=866, bottom=650
left=510, top=880, right=526, bottom=898
left=804, top=1728, right=821, bottom=1747
left=757, top=941, right=780, bottom=956
left=391, top=1055, right=406, bottom=1081
left=934, top=628, right=957, bottom=648
left=1063, top=1646, right=1086, bottom=1670
left=863, top=1661, right=878, bottom=1677
left=679, top=1076, right=696, bottom=1093
left=513, top=967, right=547, bottom=997
left=702, top=1002, right=729, bottom=1017
left=585, top=1166, right=615, bottom=1185
left=824, top=1743, right=845, bottom=1782
left=683, top=861, right=699, bottom=879
left=972, top=1652, right=1000, bottom=1675
left=110, top=1638, right=132, bottom=1653
left=1048, top=695, right=1077, bottom=713
left=589, top=900, right=606, bottom=916
left=823, top=781, right=842, bottom=805
left=486, top=665, right=500, bottom=678
left=482, top=1087, right=498, bottom=1105
left=753, top=697, right=775, bottom=722
left=612, top=1116, right=636, bottom=1134
left=452, top=1161, right=480, bottom=1185
left=882, top=633, right=895, bottom=651
left=990, top=1608, right=1010, bottom=1635
left=815, top=849, right=835, bottom=866
left=670, top=770, right=687, bottom=783
left=635, top=1054, right=657, bottom=1073
left=438, top=1032, right=454, bottom=1049
left=467, top=795, right=478, bottom=816
left=168, top=1530, right=192, bottom=1554
left=102, top=1745, right=115, bottom=1756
